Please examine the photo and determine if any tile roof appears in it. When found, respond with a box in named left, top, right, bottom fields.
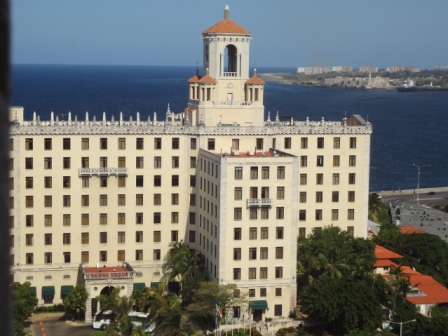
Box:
left=375, top=245, right=403, bottom=260
left=188, top=74, right=202, bottom=83
left=401, top=267, right=448, bottom=304
left=373, top=259, right=398, bottom=268
left=399, top=226, right=428, bottom=234
left=198, top=75, right=217, bottom=84
left=246, top=74, right=265, bottom=85
left=84, top=266, right=127, bottom=273
left=203, top=18, right=251, bottom=35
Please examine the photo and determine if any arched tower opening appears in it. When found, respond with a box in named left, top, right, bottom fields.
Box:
left=224, top=44, right=238, bottom=75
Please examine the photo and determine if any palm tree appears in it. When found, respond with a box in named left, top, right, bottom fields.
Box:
left=63, top=285, right=88, bottom=321
left=97, top=288, right=134, bottom=335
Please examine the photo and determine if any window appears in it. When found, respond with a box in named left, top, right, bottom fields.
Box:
left=135, top=194, right=143, bottom=206
left=63, top=233, right=71, bottom=245
left=152, top=194, right=161, bottom=206
left=274, top=305, right=282, bottom=316
left=25, top=138, right=33, bottom=150
left=190, top=175, right=196, bottom=187
left=25, top=177, right=33, bottom=189
left=135, top=250, right=143, bottom=261
left=249, top=227, right=257, bottom=240
left=275, top=267, right=283, bottom=279
left=154, top=156, right=162, bottom=169
left=63, top=195, right=71, bottom=207
left=350, top=137, right=357, bottom=149
left=136, top=138, right=144, bottom=150
left=118, top=138, right=126, bottom=150
left=248, top=268, right=256, bottom=280
left=100, top=251, right=107, bottom=262
left=348, top=209, right=355, bottom=220
left=234, top=208, right=242, bottom=221
left=44, top=233, right=52, bottom=245
left=63, top=138, right=70, bottom=150
left=81, top=233, right=89, bottom=244
left=62, top=176, right=70, bottom=188
left=256, top=138, right=263, bottom=150
left=100, top=138, right=107, bottom=149
left=207, top=138, right=215, bottom=150
left=234, top=167, right=243, bottom=179
left=44, top=215, right=52, bottom=227
left=332, top=209, right=339, bottom=221
left=276, top=288, right=282, bottom=297
left=249, top=208, right=257, bottom=220
left=154, top=175, right=161, bottom=187
left=81, top=214, right=89, bottom=226
left=190, top=156, right=196, bottom=169
left=98, top=194, right=107, bottom=207
left=81, top=138, right=89, bottom=150
left=44, top=252, right=52, bottom=264
left=332, top=173, right=340, bottom=185
left=25, top=157, right=33, bottom=169
left=249, top=289, right=255, bottom=297
left=81, top=157, right=89, bottom=168
left=190, top=138, right=197, bottom=149
left=63, top=214, right=71, bottom=226
left=300, top=156, right=307, bottom=167
left=284, top=137, right=291, bottom=149
left=301, top=137, right=308, bottom=149
left=172, top=138, right=179, bottom=149
left=300, top=174, right=307, bottom=185
left=317, top=137, right=324, bottom=148
left=276, top=227, right=284, bottom=239
left=299, top=210, right=306, bottom=221
left=44, top=157, right=52, bottom=169
left=26, top=234, right=33, bottom=246
left=261, top=208, right=269, bottom=220
left=333, top=137, right=340, bottom=149
left=189, top=230, right=196, bottom=243
left=136, top=175, right=144, bottom=187
left=348, top=191, right=356, bottom=202
left=277, top=187, right=284, bottom=200
left=234, top=228, right=241, bottom=240
left=189, top=212, right=196, bottom=224
left=118, top=194, right=126, bottom=206
left=276, top=247, right=283, bottom=259
left=250, top=167, right=258, bottom=179
left=153, top=212, right=161, bottom=224
left=333, top=155, right=340, bottom=167
left=172, top=175, right=179, bottom=187
left=349, top=173, right=356, bottom=184
left=118, top=176, right=126, bottom=187
left=100, top=232, right=107, bottom=244
left=299, top=227, right=306, bottom=238
left=276, top=207, right=284, bottom=219
left=44, top=196, right=52, bottom=207
left=172, top=156, right=179, bottom=168
left=233, top=248, right=241, bottom=260
left=81, top=251, right=89, bottom=263
left=44, top=138, right=52, bottom=150
left=99, top=157, right=107, bottom=168
left=118, top=157, right=126, bottom=168
left=153, top=231, right=161, bottom=242
left=315, top=209, right=323, bottom=220
left=99, top=213, right=107, bottom=225
left=190, top=194, right=196, bottom=206
left=171, top=212, right=179, bottom=224
left=249, top=248, right=257, bottom=260
left=234, top=187, right=242, bottom=200
left=349, top=155, right=356, bottom=167
left=154, top=138, right=162, bottom=149
left=26, top=253, right=33, bottom=265
left=347, top=226, right=354, bottom=236
left=117, top=250, right=125, bottom=261
left=99, top=176, right=107, bottom=188
left=9, top=158, right=13, bottom=171
left=136, top=231, right=143, bottom=243
left=332, top=191, right=339, bottom=202
left=136, top=213, right=143, bottom=224
left=260, top=247, right=268, bottom=259
left=81, top=195, right=89, bottom=207
left=118, top=213, right=126, bottom=225
left=317, top=156, right=324, bottom=167
left=261, top=227, right=268, bottom=239
left=277, top=166, right=285, bottom=179
left=171, top=230, right=178, bottom=242
left=299, top=192, right=307, bottom=203
left=25, top=215, right=33, bottom=227
left=153, top=249, right=161, bottom=260
left=316, top=192, right=323, bottom=203
left=233, top=268, right=241, bottom=280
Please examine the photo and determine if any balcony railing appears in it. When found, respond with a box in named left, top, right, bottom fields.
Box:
left=83, top=270, right=134, bottom=280
left=222, top=72, right=238, bottom=77
left=79, top=168, right=128, bottom=177
left=247, top=198, right=272, bottom=208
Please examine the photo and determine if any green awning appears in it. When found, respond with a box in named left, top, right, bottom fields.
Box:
left=133, top=283, right=146, bottom=291
left=249, top=300, right=268, bottom=310
left=30, top=287, right=36, bottom=295
left=150, top=282, right=160, bottom=289
left=42, top=286, right=55, bottom=295
left=61, top=285, right=74, bottom=295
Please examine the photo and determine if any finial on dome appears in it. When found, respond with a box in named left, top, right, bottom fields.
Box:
left=224, top=4, right=230, bottom=19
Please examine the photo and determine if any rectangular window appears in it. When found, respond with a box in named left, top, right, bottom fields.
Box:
left=234, top=208, right=242, bottom=221
left=248, top=268, right=256, bottom=280
left=316, top=174, right=323, bottom=185
left=81, top=195, right=89, bottom=207
left=276, top=207, right=284, bottom=219
left=117, top=250, right=125, bottom=262
left=100, top=232, right=107, bottom=244
left=153, top=231, right=161, bottom=242
left=81, top=214, right=89, bottom=226
left=44, top=252, right=52, bottom=264
left=207, top=138, right=215, bottom=150
left=171, top=230, right=178, bottom=242
left=153, top=194, right=162, bottom=206
left=136, top=194, right=144, bottom=206
left=231, top=138, right=239, bottom=150
left=118, top=157, right=126, bottom=168
left=349, top=173, right=356, bottom=184
left=81, top=157, right=89, bottom=168
left=136, top=231, right=143, bottom=243
left=234, top=187, right=242, bottom=200
left=172, top=156, right=179, bottom=168
left=332, top=209, right=339, bottom=221
left=25, top=157, right=33, bottom=169
left=136, top=137, right=144, bottom=150
left=277, top=166, right=285, bottom=179
left=189, top=212, right=196, bottom=224
left=153, top=249, right=161, bottom=261
left=300, top=174, right=307, bottom=185
left=234, top=228, right=241, bottom=240
left=299, top=192, right=307, bottom=203
left=117, top=194, right=125, bottom=206
left=99, top=157, right=107, bottom=168
left=26, top=234, right=33, bottom=246
left=277, top=187, right=285, bottom=200
left=118, top=138, right=126, bottom=150
left=261, top=166, right=270, bottom=179
left=350, top=137, right=357, bottom=149
left=233, top=268, right=241, bottom=280
left=63, top=138, right=71, bottom=150
left=118, top=213, right=126, bottom=225
left=300, top=156, right=307, bottom=167
left=81, top=138, right=89, bottom=150
left=249, top=289, right=255, bottom=297
left=44, top=157, right=52, bottom=169
left=136, top=175, right=144, bottom=187
left=299, top=227, right=306, bottom=238
left=190, top=175, right=196, bottom=187
left=234, top=167, right=243, bottom=179
left=171, top=212, right=179, bottom=223
left=250, top=167, right=258, bottom=179
left=99, top=213, right=107, bottom=225
left=100, top=138, right=107, bottom=150
left=118, top=176, right=126, bottom=187
left=348, top=191, right=356, bottom=202
left=261, top=208, right=269, bottom=220
left=135, top=250, right=143, bottom=261
left=190, top=156, right=196, bottom=168
left=44, top=215, right=52, bottom=227
left=332, top=191, right=339, bottom=202
left=315, top=209, right=323, bottom=220
left=190, top=138, right=197, bottom=150
left=334, top=137, right=340, bottom=149
left=26, top=253, right=34, bottom=265
left=249, top=208, right=257, bottom=220
left=25, top=177, right=33, bottom=189
left=44, top=196, right=52, bottom=207
left=333, top=155, right=340, bottom=167
left=333, top=173, right=340, bottom=185
left=189, top=230, right=196, bottom=243
left=153, top=212, right=161, bottom=224
left=299, top=210, right=306, bottom=221
left=44, top=138, right=52, bottom=150
left=317, top=156, right=324, bottom=167
left=275, top=305, right=282, bottom=316
left=276, top=227, right=284, bottom=239
left=154, top=175, right=161, bottom=187
left=172, top=175, right=179, bottom=187
left=275, top=267, right=283, bottom=279
left=44, top=233, right=52, bottom=245
left=136, top=213, right=143, bottom=224
left=170, top=193, right=179, bottom=205
left=348, top=209, right=355, bottom=220
left=249, top=247, right=257, bottom=260
left=99, top=195, right=107, bottom=206
left=99, top=251, right=107, bottom=262
left=63, top=233, right=71, bottom=245
left=26, top=215, right=33, bottom=227
left=317, top=137, right=324, bottom=148
left=284, top=137, right=291, bottom=149
left=25, top=138, right=34, bottom=150
left=256, top=138, right=263, bottom=150
left=63, top=214, right=71, bottom=226
left=154, top=138, right=162, bottom=149
left=301, top=137, right=308, bottom=149
left=249, top=227, right=257, bottom=240
left=81, top=251, right=89, bottom=263
left=233, top=248, right=241, bottom=260
left=172, top=138, right=180, bottom=149
left=316, top=192, right=323, bottom=203
left=347, top=226, right=354, bottom=236
left=349, top=155, right=356, bottom=167
left=276, top=247, right=284, bottom=259
left=260, top=247, right=268, bottom=260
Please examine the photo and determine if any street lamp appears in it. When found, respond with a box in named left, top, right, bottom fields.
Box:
left=389, top=319, right=416, bottom=336
left=412, top=164, right=431, bottom=203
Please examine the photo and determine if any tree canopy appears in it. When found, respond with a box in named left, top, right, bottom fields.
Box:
left=12, top=282, right=38, bottom=336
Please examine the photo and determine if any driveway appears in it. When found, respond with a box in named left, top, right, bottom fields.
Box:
left=30, top=313, right=93, bottom=336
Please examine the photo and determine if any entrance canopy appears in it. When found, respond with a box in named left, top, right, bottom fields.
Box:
left=249, top=300, right=268, bottom=310
left=42, top=286, right=55, bottom=296
left=133, top=283, right=146, bottom=291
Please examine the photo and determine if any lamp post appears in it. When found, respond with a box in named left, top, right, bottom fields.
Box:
left=412, top=164, right=431, bottom=203
left=389, top=319, right=416, bottom=336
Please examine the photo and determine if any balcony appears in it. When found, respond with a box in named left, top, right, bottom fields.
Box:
left=78, top=168, right=128, bottom=177
left=247, top=198, right=272, bottom=208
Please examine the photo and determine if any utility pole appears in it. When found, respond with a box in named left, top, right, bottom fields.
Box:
left=413, top=164, right=431, bottom=203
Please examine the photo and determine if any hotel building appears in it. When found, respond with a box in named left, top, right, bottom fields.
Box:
left=9, top=6, right=372, bottom=322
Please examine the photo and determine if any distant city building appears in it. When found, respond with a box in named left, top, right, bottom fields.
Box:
left=386, top=66, right=420, bottom=73
left=434, top=66, right=448, bottom=71
left=331, top=66, right=353, bottom=73
left=359, top=66, right=379, bottom=73
left=297, top=66, right=352, bottom=75
left=10, top=5, right=372, bottom=323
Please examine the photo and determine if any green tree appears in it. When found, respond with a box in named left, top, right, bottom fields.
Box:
left=63, top=285, right=88, bottom=321
left=369, top=193, right=391, bottom=225
left=12, top=282, right=38, bottom=336
left=97, top=288, right=134, bottom=336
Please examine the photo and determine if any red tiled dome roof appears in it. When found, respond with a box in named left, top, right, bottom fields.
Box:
left=203, top=18, right=251, bottom=35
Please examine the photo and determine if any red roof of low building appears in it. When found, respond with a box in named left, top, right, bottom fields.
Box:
left=198, top=75, right=217, bottom=84
left=375, top=245, right=403, bottom=260
left=401, top=268, right=448, bottom=305
left=373, top=259, right=398, bottom=268
left=203, top=18, right=250, bottom=35
left=84, top=266, right=127, bottom=274
left=246, top=74, right=265, bottom=85
left=399, top=226, right=428, bottom=234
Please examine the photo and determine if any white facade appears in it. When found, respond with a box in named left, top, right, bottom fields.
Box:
left=9, top=6, right=372, bottom=323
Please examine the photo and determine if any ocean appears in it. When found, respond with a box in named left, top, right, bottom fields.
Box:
left=11, top=64, right=448, bottom=192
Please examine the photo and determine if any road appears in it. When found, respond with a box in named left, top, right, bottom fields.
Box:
left=31, top=313, right=93, bottom=336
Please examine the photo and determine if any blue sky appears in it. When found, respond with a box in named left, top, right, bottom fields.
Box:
left=11, top=0, right=448, bottom=69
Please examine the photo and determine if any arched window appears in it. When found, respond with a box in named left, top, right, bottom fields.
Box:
left=224, top=44, right=238, bottom=75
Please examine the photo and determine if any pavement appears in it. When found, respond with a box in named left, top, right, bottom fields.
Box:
left=30, top=312, right=93, bottom=336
